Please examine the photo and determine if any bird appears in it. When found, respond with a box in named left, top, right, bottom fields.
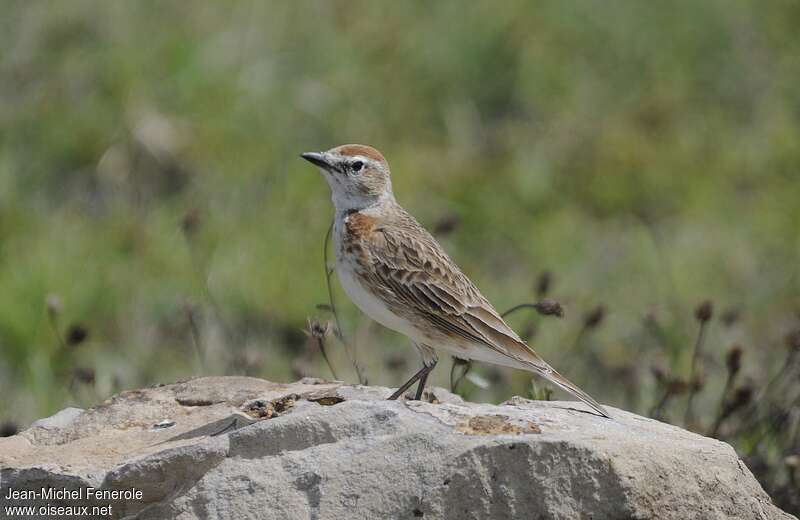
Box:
left=301, top=144, right=609, bottom=418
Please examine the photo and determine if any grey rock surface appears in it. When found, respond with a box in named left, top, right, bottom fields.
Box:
left=0, top=376, right=793, bottom=520
left=29, top=407, right=85, bottom=432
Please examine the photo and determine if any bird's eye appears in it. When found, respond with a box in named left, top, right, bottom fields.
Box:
left=351, top=161, right=364, bottom=172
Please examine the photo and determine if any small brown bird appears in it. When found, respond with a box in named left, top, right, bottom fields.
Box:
left=302, top=145, right=609, bottom=417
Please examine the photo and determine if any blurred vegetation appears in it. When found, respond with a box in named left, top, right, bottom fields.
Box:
left=1, top=0, right=799, bottom=512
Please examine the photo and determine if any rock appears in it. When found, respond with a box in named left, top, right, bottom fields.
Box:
left=0, top=376, right=793, bottom=520
left=29, top=407, right=84, bottom=432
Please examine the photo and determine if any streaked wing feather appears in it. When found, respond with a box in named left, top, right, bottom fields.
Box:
left=367, top=216, right=545, bottom=368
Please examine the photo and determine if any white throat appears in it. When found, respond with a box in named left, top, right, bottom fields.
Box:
left=330, top=189, right=395, bottom=215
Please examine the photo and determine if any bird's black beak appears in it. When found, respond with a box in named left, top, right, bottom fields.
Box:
left=300, top=152, right=331, bottom=170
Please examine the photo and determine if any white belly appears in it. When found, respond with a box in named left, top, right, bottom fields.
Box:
left=336, top=259, right=425, bottom=343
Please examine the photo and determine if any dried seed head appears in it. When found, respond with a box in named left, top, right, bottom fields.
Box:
left=726, top=345, right=743, bottom=377
left=433, top=213, right=461, bottom=236
left=720, top=307, right=740, bottom=327
left=729, top=385, right=753, bottom=411
left=305, top=317, right=331, bottom=339
left=46, top=294, right=62, bottom=318
left=73, top=366, right=96, bottom=385
left=66, top=324, right=89, bottom=347
left=785, top=329, right=800, bottom=352
left=694, top=300, right=713, bottom=323
left=535, top=271, right=553, bottom=298
left=584, top=305, right=606, bottom=329
left=180, top=208, right=201, bottom=238
left=534, top=299, right=564, bottom=318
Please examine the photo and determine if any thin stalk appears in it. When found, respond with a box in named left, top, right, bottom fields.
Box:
left=709, top=372, right=736, bottom=437
left=450, top=358, right=472, bottom=393
left=181, top=220, right=239, bottom=370
left=311, top=330, right=338, bottom=380
left=47, top=312, right=67, bottom=352
left=186, top=305, right=206, bottom=374
left=324, top=221, right=346, bottom=344
left=650, top=389, right=672, bottom=420
left=761, top=349, right=797, bottom=399
left=735, top=349, right=797, bottom=442
left=323, top=219, right=367, bottom=384
left=684, top=320, right=708, bottom=426
left=501, top=303, right=541, bottom=318
left=501, top=301, right=564, bottom=319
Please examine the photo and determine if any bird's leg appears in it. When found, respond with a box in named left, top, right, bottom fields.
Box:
left=414, top=359, right=437, bottom=400
left=388, top=365, right=429, bottom=400
left=389, top=343, right=438, bottom=401
left=414, top=344, right=438, bottom=400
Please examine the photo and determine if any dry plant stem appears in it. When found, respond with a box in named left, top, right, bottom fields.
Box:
left=324, top=221, right=346, bottom=344
left=791, top=395, right=800, bottom=452
left=501, top=301, right=564, bottom=319
left=570, top=327, right=588, bottom=359
left=47, top=313, right=67, bottom=352
left=567, top=307, right=605, bottom=361
left=47, top=311, right=73, bottom=390
left=449, top=358, right=472, bottom=393
left=501, top=303, right=542, bottom=318
left=650, top=389, right=672, bottom=420
left=312, top=334, right=338, bottom=380
left=684, top=320, right=708, bottom=426
left=324, top=219, right=367, bottom=384
left=741, top=406, right=779, bottom=455
left=186, top=306, right=206, bottom=374
left=308, top=320, right=339, bottom=380
left=182, top=233, right=239, bottom=368
left=739, top=350, right=798, bottom=443
left=761, top=349, right=798, bottom=400
left=742, top=357, right=799, bottom=454
left=745, top=409, right=788, bottom=456
left=67, top=371, right=98, bottom=402
left=709, top=372, right=737, bottom=437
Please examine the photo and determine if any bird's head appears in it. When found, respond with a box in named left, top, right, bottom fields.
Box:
left=301, top=144, right=394, bottom=211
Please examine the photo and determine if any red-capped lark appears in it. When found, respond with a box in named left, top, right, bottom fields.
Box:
left=302, top=144, right=609, bottom=418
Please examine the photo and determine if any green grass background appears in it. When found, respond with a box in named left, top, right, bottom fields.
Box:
left=1, top=2, right=799, bottom=501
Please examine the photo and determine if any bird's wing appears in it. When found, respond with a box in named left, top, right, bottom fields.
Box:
left=364, top=210, right=545, bottom=368
left=361, top=209, right=610, bottom=418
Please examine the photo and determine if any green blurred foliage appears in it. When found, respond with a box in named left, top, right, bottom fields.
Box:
left=1, top=0, right=800, bottom=507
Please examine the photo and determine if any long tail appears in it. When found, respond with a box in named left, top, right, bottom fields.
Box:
left=532, top=364, right=611, bottom=418
left=460, top=311, right=611, bottom=417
